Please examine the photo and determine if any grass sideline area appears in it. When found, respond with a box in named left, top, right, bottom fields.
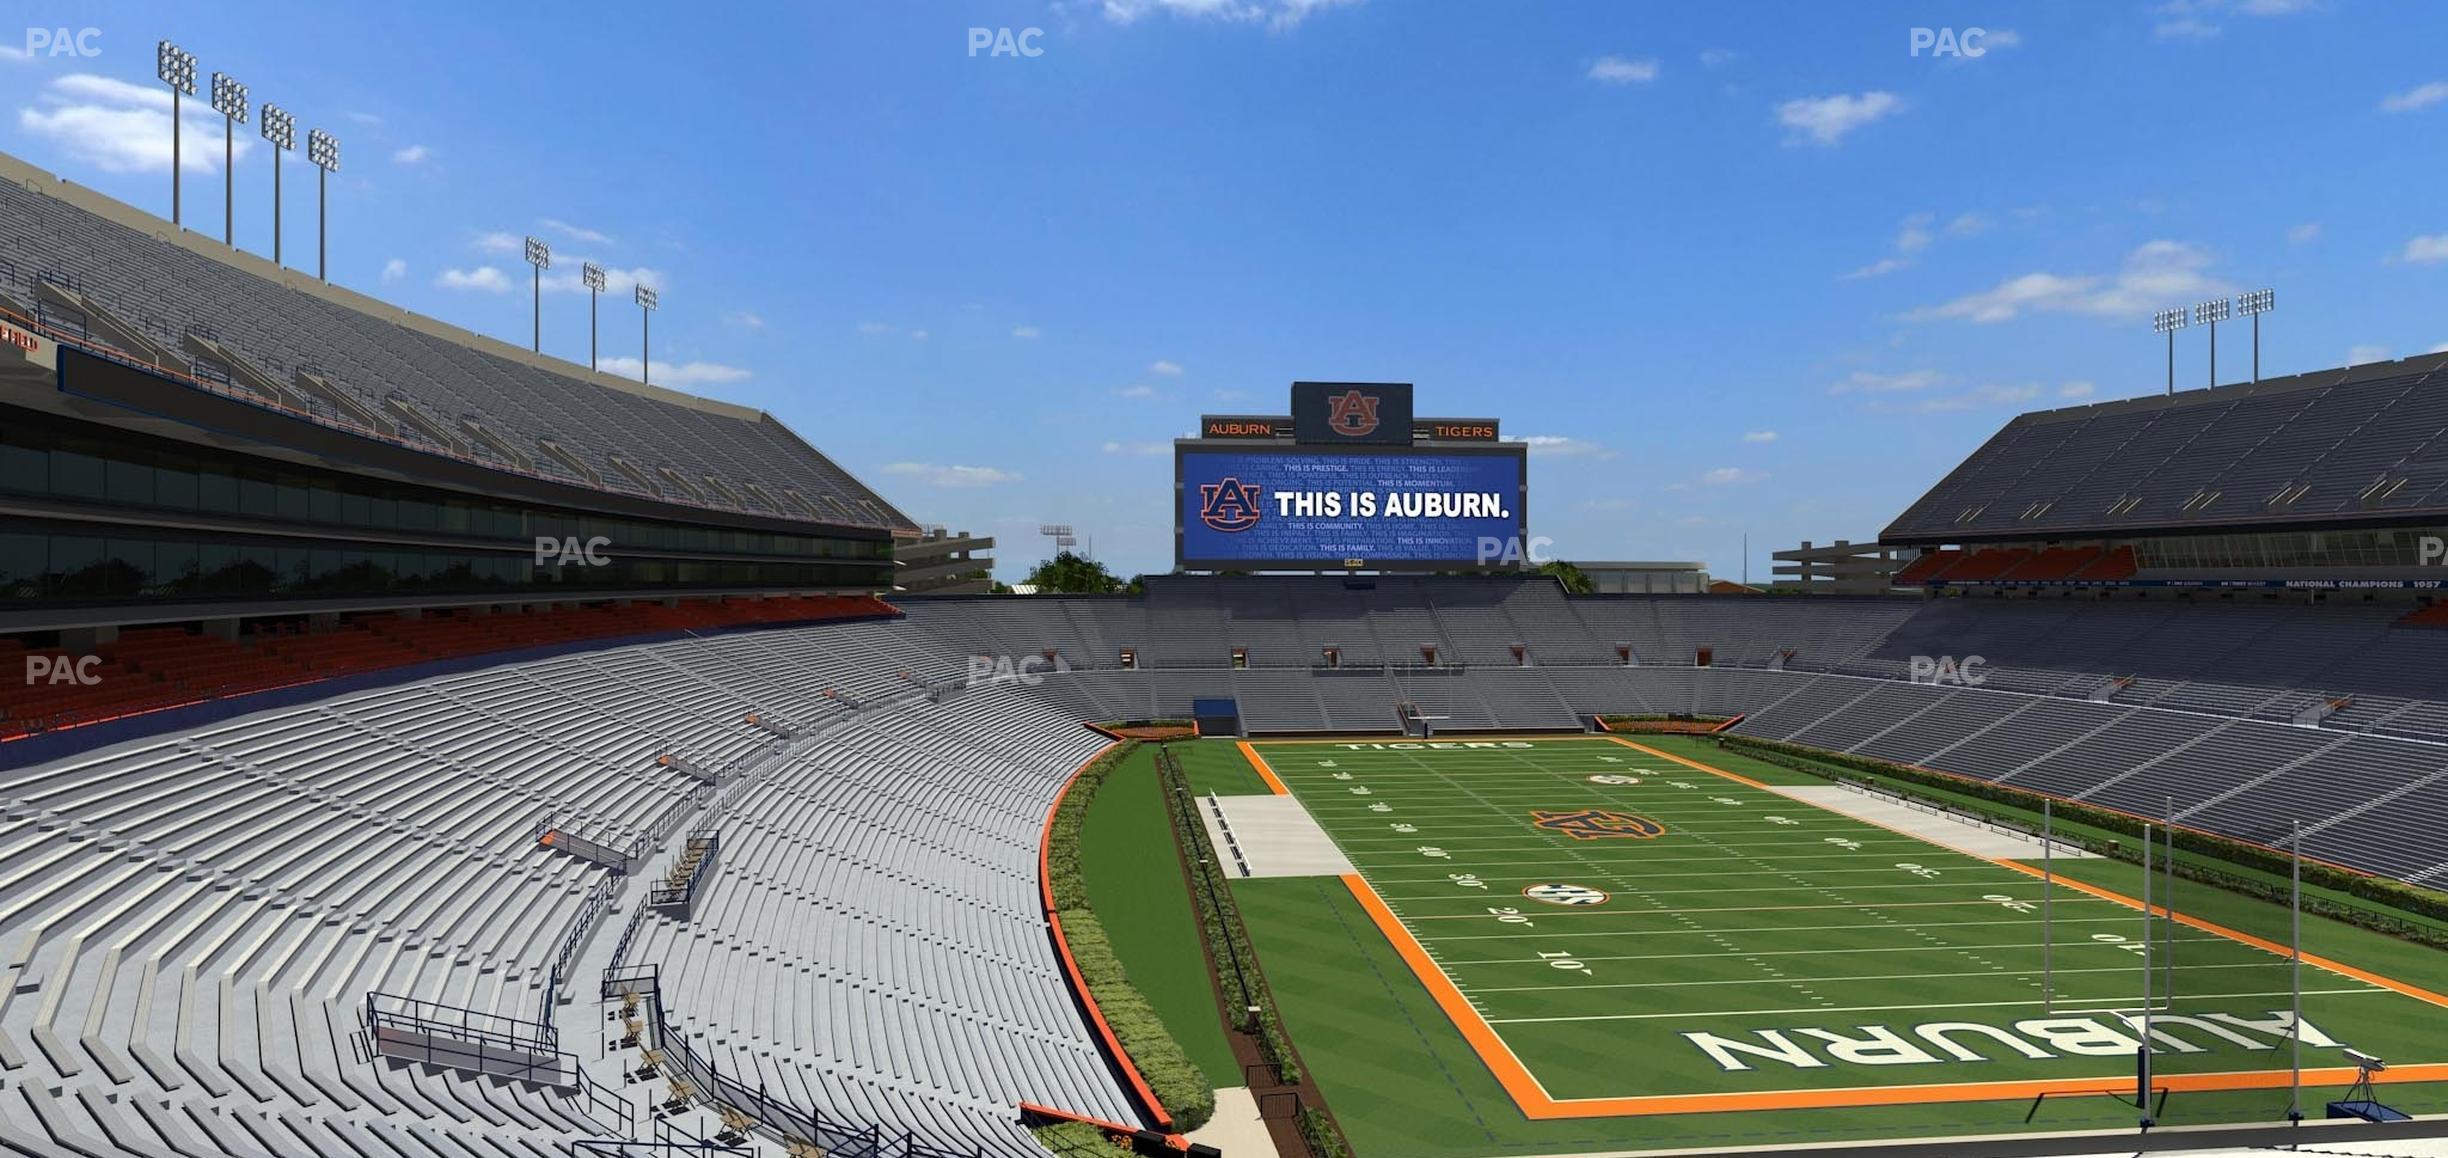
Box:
left=1224, top=734, right=2448, bottom=1157
left=1080, top=744, right=1241, bottom=1087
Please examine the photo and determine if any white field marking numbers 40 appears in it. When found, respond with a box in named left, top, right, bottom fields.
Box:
left=1537, top=950, right=1594, bottom=976
left=1896, top=862, right=1942, bottom=879
left=2091, top=932, right=2148, bottom=957
left=1984, top=893, right=2037, bottom=914
left=1487, top=906, right=1534, bottom=926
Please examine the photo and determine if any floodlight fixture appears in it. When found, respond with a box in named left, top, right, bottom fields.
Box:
left=524, top=237, right=551, bottom=352
left=2195, top=298, right=2231, bottom=388
left=260, top=105, right=295, bottom=264
left=307, top=129, right=339, bottom=280
left=2152, top=307, right=2191, bottom=395
left=2236, top=288, right=2276, bottom=382
left=157, top=42, right=199, bottom=224
left=582, top=263, right=607, bottom=370
left=211, top=73, right=249, bottom=246
left=635, top=284, right=659, bottom=384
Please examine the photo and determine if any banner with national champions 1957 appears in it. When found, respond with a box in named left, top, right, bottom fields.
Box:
left=1176, top=445, right=1527, bottom=569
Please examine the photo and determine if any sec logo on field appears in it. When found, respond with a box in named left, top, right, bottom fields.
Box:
left=1524, top=883, right=1609, bottom=906
left=1587, top=774, right=1642, bottom=785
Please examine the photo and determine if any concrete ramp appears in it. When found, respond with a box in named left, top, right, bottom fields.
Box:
left=1200, top=795, right=1353, bottom=878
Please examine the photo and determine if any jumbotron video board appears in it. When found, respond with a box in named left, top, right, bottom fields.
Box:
left=1176, top=382, right=1528, bottom=571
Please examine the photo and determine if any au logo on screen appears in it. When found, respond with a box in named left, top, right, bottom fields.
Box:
left=1198, top=477, right=1264, bottom=532
left=1326, top=389, right=1381, bottom=438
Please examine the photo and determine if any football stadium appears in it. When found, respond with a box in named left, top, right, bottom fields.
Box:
left=2, top=8, right=2447, bottom=1158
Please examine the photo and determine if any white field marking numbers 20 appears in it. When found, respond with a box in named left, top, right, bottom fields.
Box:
left=1488, top=906, right=1535, bottom=926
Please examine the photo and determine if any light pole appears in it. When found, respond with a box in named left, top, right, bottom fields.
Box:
left=156, top=42, right=198, bottom=227
left=210, top=72, right=247, bottom=246
left=2236, top=289, right=2275, bottom=383
left=2194, top=297, right=2230, bottom=389
left=635, top=284, right=658, bottom=385
left=2151, top=307, right=2190, bottom=396
left=582, top=263, right=606, bottom=371
left=524, top=236, right=551, bottom=353
left=259, top=105, right=294, bottom=265
left=306, top=129, right=339, bottom=281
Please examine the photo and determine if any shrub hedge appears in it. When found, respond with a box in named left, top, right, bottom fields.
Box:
left=1716, top=734, right=2448, bottom=944
left=1046, top=743, right=1217, bottom=1132
left=1157, top=747, right=1306, bottom=1085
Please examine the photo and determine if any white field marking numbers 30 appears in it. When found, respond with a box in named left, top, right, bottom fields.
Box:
left=1896, top=862, right=1942, bottom=878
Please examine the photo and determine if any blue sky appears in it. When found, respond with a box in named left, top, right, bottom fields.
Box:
left=6, top=0, right=2447, bottom=581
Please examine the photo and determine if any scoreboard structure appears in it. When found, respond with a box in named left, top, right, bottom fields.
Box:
left=1175, top=382, right=1529, bottom=571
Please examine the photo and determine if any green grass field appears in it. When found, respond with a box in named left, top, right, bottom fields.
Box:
left=1210, top=735, right=2448, bottom=1156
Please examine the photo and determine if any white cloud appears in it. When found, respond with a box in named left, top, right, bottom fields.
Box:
left=17, top=73, right=254, bottom=175
left=1844, top=212, right=1939, bottom=279
left=541, top=217, right=612, bottom=244
left=1775, top=91, right=1904, bottom=147
left=1097, top=0, right=1358, bottom=32
left=2381, top=81, right=2448, bottom=113
left=2058, top=381, right=2098, bottom=400
left=2431, top=342, right=2448, bottom=354
left=909, top=329, right=929, bottom=341
left=594, top=357, right=751, bottom=388
left=475, top=231, right=521, bottom=254
left=1741, top=430, right=1779, bottom=443
left=2154, top=17, right=2222, bottom=39
left=1011, top=325, right=1042, bottom=340
left=1698, top=48, right=1738, bottom=67
left=881, top=462, right=1022, bottom=488
left=2348, top=344, right=2392, bottom=365
left=1587, top=56, right=1660, bottom=85
left=856, top=321, right=895, bottom=336
left=391, top=144, right=431, bottom=165
left=1946, top=212, right=1992, bottom=236
left=1149, top=359, right=1184, bottom=376
left=1907, top=239, right=2229, bottom=324
left=1518, top=435, right=1608, bottom=457
left=380, top=258, right=407, bottom=284
left=2397, top=234, right=2448, bottom=264
left=2287, top=222, right=2322, bottom=245
left=537, top=262, right=660, bottom=296
left=436, top=266, right=511, bottom=293
left=1980, top=29, right=2024, bottom=50
left=727, top=312, right=764, bottom=330
left=1843, top=257, right=1911, bottom=280
left=1101, top=440, right=1171, bottom=456
left=1114, top=384, right=1161, bottom=399
left=1700, top=467, right=1768, bottom=486
left=344, top=111, right=383, bottom=126
left=1830, top=369, right=1949, bottom=395
left=0, top=44, right=27, bottom=63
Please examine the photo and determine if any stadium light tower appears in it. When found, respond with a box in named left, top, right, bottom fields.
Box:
left=2194, top=297, right=2231, bottom=389
left=523, top=236, right=551, bottom=353
left=2237, top=288, right=2275, bottom=383
left=209, top=72, right=247, bottom=246
left=306, top=128, right=339, bottom=281
left=634, top=284, right=658, bottom=385
left=259, top=105, right=295, bottom=265
left=582, top=263, right=606, bottom=371
left=156, top=42, right=198, bottom=227
left=2151, top=307, right=2190, bottom=396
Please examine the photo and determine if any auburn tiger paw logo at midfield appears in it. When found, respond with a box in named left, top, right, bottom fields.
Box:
left=1529, top=808, right=1667, bottom=840
left=1196, top=477, right=1264, bottom=532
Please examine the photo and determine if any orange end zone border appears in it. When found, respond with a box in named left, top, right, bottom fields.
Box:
left=1292, top=734, right=2448, bottom=1118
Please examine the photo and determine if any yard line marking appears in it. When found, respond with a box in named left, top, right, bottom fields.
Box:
left=1434, top=933, right=2234, bottom=965
left=1368, top=879, right=2043, bottom=901
left=1483, top=987, right=2391, bottom=1025
left=1394, top=897, right=2086, bottom=920
left=1414, top=914, right=2152, bottom=943
left=1464, top=960, right=2281, bottom=994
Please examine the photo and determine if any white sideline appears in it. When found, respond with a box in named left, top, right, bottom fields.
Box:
left=1770, top=784, right=2101, bottom=862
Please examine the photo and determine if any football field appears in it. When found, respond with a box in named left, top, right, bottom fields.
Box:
left=1237, top=735, right=2448, bottom=1125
